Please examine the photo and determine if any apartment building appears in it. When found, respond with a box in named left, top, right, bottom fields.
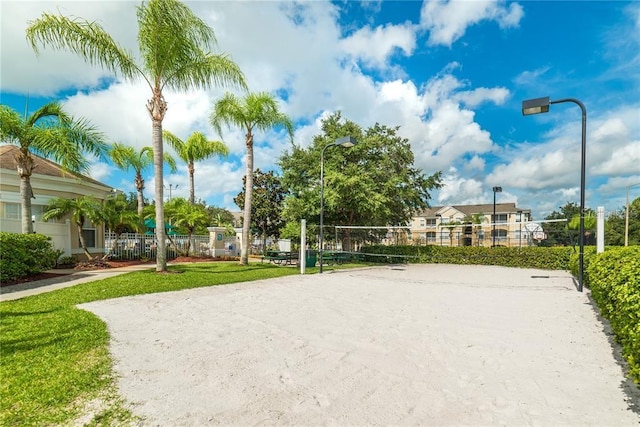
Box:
left=410, top=203, right=534, bottom=247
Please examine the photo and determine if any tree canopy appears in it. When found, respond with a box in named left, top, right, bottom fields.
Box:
left=279, top=112, right=442, bottom=233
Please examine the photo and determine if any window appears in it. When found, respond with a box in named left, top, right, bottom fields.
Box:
left=426, top=231, right=436, bottom=242
left=80, top=218, right=97, bottom=248
left=495, top=214, right=508, bottom=223
left=440, top=217, right=450, bottom=224
left=515, top=212, right=522, bottom=223
left=4, top=203, right=20, bottom=219
left=426, top=218, right=436, bottom=226
left=491, top=229, right=508, bottom=241
left=419, top=219, right=426, bottom=227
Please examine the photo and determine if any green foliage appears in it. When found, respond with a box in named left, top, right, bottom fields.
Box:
left=279, top=112, right=442, bottom=233
left=235, top=169, right=287, bottom=252
left=604, top=197, right=640, bottom=246
left=360, top=245, right=572, bottom=270
left=0, top=232, right=59, bottom=282
left=0, top=263, right=300, bottom=426
left=583, top=247, right=640, bottom=384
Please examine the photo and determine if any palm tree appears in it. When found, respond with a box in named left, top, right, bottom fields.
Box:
left=42, top=195, right=103, bottom=260
left=109, top=143, right=177, bottom=216
left=0, top=102, right=106, bottom=233
left=165, top=197, right=209, bottom=256
left=162, top=130, right=229, bottom=204
left=27, top=0, right=246, bottom=272
left=210, top=92, right=293, bottom=265
left=100, top=192, right=141, bottom=259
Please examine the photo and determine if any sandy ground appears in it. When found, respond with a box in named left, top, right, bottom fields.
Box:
left=80, top=264, right=640, bottom=426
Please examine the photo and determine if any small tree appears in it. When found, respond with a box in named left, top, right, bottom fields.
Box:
left=42, top=196, right=103, bottom=260
left=234, top=169, right=287, bottom=255
left=165, top=197, right=210, bottom=256
left=100, top=192, right=141, bottom=259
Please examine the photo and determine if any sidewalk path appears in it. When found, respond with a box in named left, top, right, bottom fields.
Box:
left=80, top=264, right=640, bottom=426
left=0, top=264, right=154, bottom=302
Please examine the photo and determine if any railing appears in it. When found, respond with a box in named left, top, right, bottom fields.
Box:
left=104, top=232, right=211, bottom=260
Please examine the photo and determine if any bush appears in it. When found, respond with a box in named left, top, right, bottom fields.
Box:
left=360, top=245, right=572, bottom=270
left=585, top=247, right=640, bottom=384
left=0, top=232, right=59, bottom=282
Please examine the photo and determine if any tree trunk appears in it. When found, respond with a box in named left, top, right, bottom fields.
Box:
left=17, top=149, right=35, bottom=234
left=77, top=224, right=94, bottom=260
left=135, top=171, right=145, bottom=217
left=241, top=132, right=254, bottom=265
left=188, top=161, right=195, bottom=205
left=148, top=90, right=167, bottom=272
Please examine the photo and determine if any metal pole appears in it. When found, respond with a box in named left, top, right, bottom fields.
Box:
left=626, top=186, right=631, bottom=247
left=319, top=143, right=333, bottom=274
left=551, top=98, right=587, bottom=292
left=492, top=190, right=497, bottom=247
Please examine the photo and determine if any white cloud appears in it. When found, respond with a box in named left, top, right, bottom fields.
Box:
left=453, top=87, right=510, bottom=107
left=340, top=23, right=416, bottom=69
left=419, top=0, right=524, bottom=47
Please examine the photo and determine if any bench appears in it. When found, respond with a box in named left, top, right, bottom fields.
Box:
left=261, top=251, right=299, bottom=266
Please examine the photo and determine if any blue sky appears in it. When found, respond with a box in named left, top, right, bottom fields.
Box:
left=1, top=0, right=639, bottom=219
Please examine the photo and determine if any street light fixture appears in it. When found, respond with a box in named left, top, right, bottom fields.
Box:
left=319, top=136, right=357, bottom=273
left=523, top=96, right=587, bottom=292
left=164, top=183, right=178, bottom=200
left=625, top=183, right=640, bottom=246
left=492, top=186, right=502, bottom=247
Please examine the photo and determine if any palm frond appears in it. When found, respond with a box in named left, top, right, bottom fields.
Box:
left=26, top=13, right=140, bottom=81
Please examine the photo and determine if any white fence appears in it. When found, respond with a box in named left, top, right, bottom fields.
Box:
left=104, top=232, right=212, bottom=260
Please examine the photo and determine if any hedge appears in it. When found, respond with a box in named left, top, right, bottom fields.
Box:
left=360, top=245, right=572, bottom=270
left=582, top=246, right=640, bottom=384
left=0, top=232, right=59, bottom=282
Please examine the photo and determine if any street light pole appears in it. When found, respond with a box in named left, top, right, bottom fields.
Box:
left=319, top=136, right=357, bottom=273
left=492, top=186, right=502, bottom=247
left=523, top=96, right=587, bottom=291
left=625, top=183, right=640, bottom=246
left=164, top=184, right=178, bottom=200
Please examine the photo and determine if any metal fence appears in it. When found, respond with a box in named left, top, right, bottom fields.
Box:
left=104, top=232, right=211, bottom=260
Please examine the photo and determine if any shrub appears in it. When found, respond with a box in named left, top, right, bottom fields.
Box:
left=0, top=232, right=59, bottom=282
left=585, top=247, right=640, bottom=384
left=360, top=245, right=572, bottom=270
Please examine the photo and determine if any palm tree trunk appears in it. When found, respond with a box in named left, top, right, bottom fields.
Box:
left=135, top=172, right=145, bottom=217
left=149, top=91, right=167, bottom=272
left=17, top=150, right=35, bottom=234
left=77, top=224, right=93, bottom=260
left=188, top=161, right=195, bottom=205
left=241, top=132, right=254, bottom=265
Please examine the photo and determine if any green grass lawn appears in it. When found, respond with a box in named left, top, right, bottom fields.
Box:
left=0, top=262, right=311, bottom=426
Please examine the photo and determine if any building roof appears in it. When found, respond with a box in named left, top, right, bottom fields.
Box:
left=417, top=203, right=531, bottom=217
left=0, top=144, right=109, bottom=188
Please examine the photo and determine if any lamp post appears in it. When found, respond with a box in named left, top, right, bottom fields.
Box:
left=523, top=96, right=587, bottom=291
left=164, top=184, right=178, bottom=200
left=625, top=183, right=640, bottom=246
left=492, top=186, right=502, bottom=247
left=319, top=136, right=357, bottom=273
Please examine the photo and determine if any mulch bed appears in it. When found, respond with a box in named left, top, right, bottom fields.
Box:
left=1, top=256, right=233, bottom=288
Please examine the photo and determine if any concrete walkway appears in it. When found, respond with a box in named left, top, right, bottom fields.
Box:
left=0, top=264, right=155, bottom=302
left=77, top=264, right=640, bottom=426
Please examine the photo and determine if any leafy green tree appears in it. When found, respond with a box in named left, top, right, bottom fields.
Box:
left=279, top=112, right=442, bottom=250
left=27, top=0, right=246, bottom=272
left=210, top=92, right=293, bottom=265
left=165, top=197, right=209, bottom=256
left=0, top=102, right=106, bottom=233
left=109, top=143, right=177, bottom=216
left=163, top=130, right=229, bottom=204
left=605, top=197, right=640, bottom=246
left=542, top=202, right=581, bottom=247
left=42, top=195, right=103, bottom=260
left=235, top=169, right=287, bottom=254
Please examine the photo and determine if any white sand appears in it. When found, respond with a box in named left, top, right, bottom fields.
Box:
left=80, top=264, right=640, bottom=426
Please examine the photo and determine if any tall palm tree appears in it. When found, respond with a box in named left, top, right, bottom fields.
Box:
left=42, top=195, right=103, bottom=260
left=210, top=92, right=293, bottom=265
left=162, top=130, right=229, bottom=204
left=109, top=143, right=177, bottom=216
left=0, top=102, right=106, bottom=233
left=27, top=0, right=246, bottom=272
